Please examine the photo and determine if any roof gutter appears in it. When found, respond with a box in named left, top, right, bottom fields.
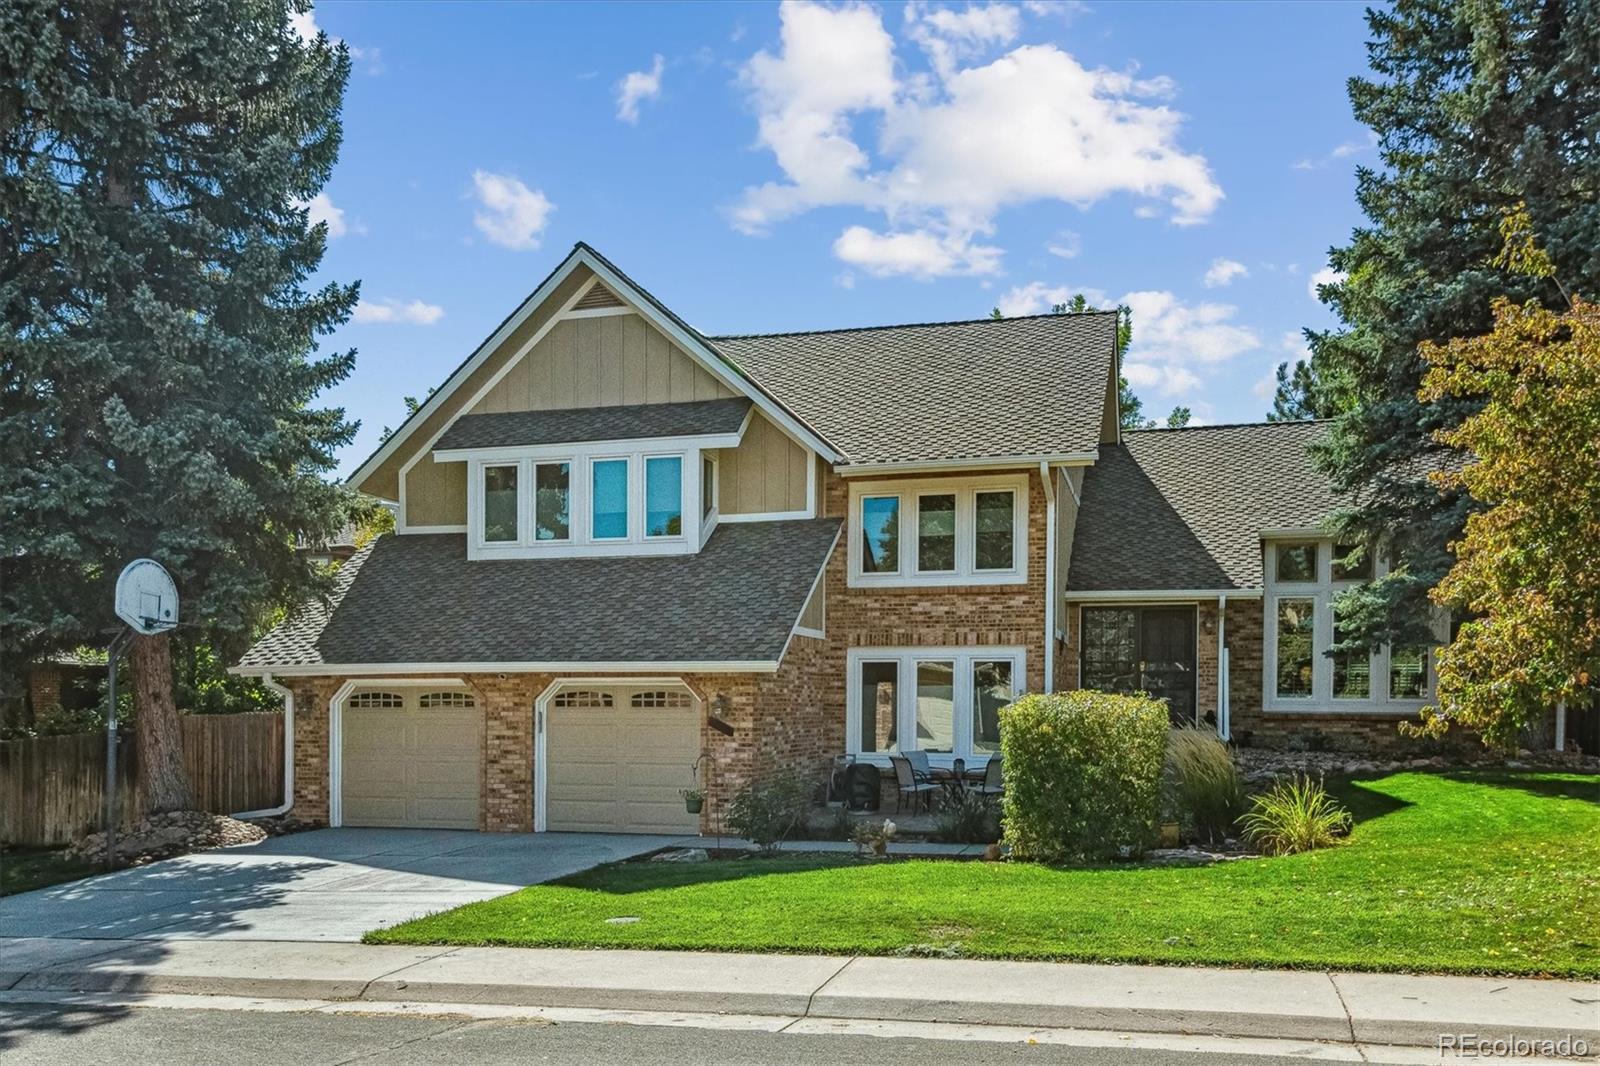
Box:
left=835, top=451, right=1098, bottom=477
left=233, top=674, right=294, bottom=820
left=1041, top=461, right=1057, bottom=692
left=230, top=659, right=783, bottom=678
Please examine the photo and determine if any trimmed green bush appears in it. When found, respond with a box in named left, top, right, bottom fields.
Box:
left=1164, top=727, right=1245, bottom=843
left=1000, top=691, right=1168, bottom=862
left=1241, top=775, right=1353, bottom=856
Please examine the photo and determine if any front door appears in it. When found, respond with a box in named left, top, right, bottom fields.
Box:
left=1138, top=608, right=1197, bottom=726
left=1080, top=606, right=1198, bottom=727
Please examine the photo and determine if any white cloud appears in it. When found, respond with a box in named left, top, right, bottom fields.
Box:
left=732, top=0, right=1220, bottom=278
left=471, top=170, right=554, bottom=251
left=295, top=192, right=348, bottom=238
left=616, top=54, right=666, bottom=124
left=353, top=298, right=444, bottom=326
left=834, top=225, right=1002, bottom=279
left=906, top=1, right=1023, bottom=81
left=1307, top=266, right=1346, bottom=300
left=1292, top=132, right=1376, bottom=171
left=1046, top=230, right=1081, bottom=259
left=1202, top=257, right=1247, bottom=288
left=994, top=281, right=1106, bottom=317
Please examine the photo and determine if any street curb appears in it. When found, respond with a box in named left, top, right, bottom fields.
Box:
left=10, top=948, right=1598, bottom=1052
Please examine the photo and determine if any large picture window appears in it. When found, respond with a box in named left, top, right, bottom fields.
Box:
left=848, top=475, right=1028, bottom=587
left=846, top=647, right=1024, bottom=764
left=1263, top=537, right=1439, bottom=711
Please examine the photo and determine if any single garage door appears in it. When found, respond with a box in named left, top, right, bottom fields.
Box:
left=342, top=687, right=483, bottom=829
left=546, top=686, right=700, bottom=834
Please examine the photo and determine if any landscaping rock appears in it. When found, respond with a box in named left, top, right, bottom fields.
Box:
left=1144, top=846, right=1258, bottom=867
left=1233, top=746, right=1597, bottom=789
left=650, top=847, right=709, bottom=863
left=68, top=810, right=266, bottom=866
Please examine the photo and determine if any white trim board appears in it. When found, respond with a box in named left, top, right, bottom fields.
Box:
left=1064, top=588, right=1264, bottom=602
left=231, top=659, right=781, bottom=678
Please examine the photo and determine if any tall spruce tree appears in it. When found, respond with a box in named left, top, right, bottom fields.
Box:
left=1, top=1, right=360, bottom=811
left=1272, top=0, right=1599, bottom=649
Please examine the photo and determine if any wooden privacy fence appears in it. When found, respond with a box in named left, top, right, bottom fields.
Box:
left=0, top=711, right=284, bottom=847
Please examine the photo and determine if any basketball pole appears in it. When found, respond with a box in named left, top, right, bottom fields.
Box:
left=103, top=626, right=133, bottom=871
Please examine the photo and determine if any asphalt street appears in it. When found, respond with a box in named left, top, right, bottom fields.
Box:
left=0, top=1003, right=1372, bottom=1065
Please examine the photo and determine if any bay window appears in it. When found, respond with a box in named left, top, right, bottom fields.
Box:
left=848, top=474, right=1027, bottom=587
left=1263, top=537, right=1440, bottom=711
left=846, top=647, right=1024, bottom=764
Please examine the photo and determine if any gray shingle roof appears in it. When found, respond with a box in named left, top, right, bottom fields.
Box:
left=238, top=519, right=841, bottom=671
left=434, top=398, right=752, bottom=452
left=1068, top=421, right=1340, bottom=592
left=709, top=313, right=1118, bottom=465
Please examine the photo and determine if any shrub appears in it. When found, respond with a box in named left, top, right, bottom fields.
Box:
left=1240, top=775, right=1353, bottom=856
left=726, top=773, right=813, bottom=852
left=930, top=791, right=1001, bottom=844
left=1164, top=727, right=1245, bottom=843
left=1000, top=691, right=1168, bottom=862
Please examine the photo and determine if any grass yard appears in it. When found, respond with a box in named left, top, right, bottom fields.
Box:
left=369, top=772, right=1600, bottom=977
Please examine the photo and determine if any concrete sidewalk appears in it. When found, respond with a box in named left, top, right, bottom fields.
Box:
left=3, top=937, right=1594, bottom=1051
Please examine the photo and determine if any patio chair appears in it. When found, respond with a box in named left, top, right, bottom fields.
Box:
left=889, top=754, right=939, bottom=814
left=972, top=756, right=1003, bottom=798
left=905, top=749, right=933, bottom=777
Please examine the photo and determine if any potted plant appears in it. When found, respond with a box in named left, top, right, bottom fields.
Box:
left=680, top=788, right=704, bottom=814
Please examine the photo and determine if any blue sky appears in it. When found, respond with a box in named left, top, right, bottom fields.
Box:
left=300, top=1, right=1375, bottom=476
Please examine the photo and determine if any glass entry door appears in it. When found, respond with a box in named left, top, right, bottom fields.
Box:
left=1080, top=606, right=1198, bottom=726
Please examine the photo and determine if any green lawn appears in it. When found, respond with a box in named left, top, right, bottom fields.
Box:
left=1, top=847, right=99, bottom=896
left=368, top=772, right=1600, bottom=977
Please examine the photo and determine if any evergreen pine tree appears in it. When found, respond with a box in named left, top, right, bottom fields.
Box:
left=1273, top=0, right=1599, bottom=648
left=1, top=0, right=360, bottom=811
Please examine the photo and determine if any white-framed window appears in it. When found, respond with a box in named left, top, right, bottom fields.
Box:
left=847, top=474, right=1028, bottom=587
left=347, top=690, right=404, bottom=709
left=1262, top=537, right=1442, bottom=713
left=419, top=691, right=476, bottom=709
left=463, top=439, right=715, bottom=560
left=845, top=647, right=1025, bottom=765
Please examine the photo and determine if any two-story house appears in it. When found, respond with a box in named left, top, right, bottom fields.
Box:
left=234, top=243, right=1442, bottom=834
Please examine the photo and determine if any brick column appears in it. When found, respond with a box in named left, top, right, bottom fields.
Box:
left=479, top=675, right=538, bottom=832
left=290, top=679, right=334, bottom=824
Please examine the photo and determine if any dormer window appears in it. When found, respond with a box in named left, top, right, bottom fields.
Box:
left=437, top=398, right=751, bottom=560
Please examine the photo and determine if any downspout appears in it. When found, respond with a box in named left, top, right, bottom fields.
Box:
left=1216, top=593, right=1230, bottom=741
left=234, top=673, right=294, bottom=820
left=1554, top=698, right=1566, bottom=752
left=1041, top=461, right=1057, bottom=692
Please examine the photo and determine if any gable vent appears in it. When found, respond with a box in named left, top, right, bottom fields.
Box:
left=573, top=285, right=625, bottom=311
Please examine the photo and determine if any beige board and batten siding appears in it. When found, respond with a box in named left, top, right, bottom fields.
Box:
left=400, top=295, right=738, bottom=529
left=715, top=411, right=811, bottom=516
left=358, top=265, right=596, bottom=503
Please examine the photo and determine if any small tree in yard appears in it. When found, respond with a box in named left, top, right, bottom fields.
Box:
left=1411, top=297, right=1599, bottom=749
left=1, top=2, right=360, bottom=812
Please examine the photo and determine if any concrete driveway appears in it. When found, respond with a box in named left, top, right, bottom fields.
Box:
left=0, top=829, right=695, bottom=943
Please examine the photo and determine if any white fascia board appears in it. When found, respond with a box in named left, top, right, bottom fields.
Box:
left=1260, top=526, right=1334, bottom=539
left=835, top=451, right=1098, bottom=476
left=433, top=429, right=746, bottom=464
left=230, top=659, right=780, bottom=677
left=577, top=253, right=844, bottom=463
left=1064, top=588, right=1264, bottom=602
left=347, top=250, right=590, bottom=489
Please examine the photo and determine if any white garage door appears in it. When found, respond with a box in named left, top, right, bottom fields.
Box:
left=545, top=687, right=701, bottom=834
left=342, top=688, right=483, bottom=829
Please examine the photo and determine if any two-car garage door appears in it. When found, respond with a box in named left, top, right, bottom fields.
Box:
left=342, top=688, right=483, bottom=829
left=338, top=683, right=701, bottom=834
